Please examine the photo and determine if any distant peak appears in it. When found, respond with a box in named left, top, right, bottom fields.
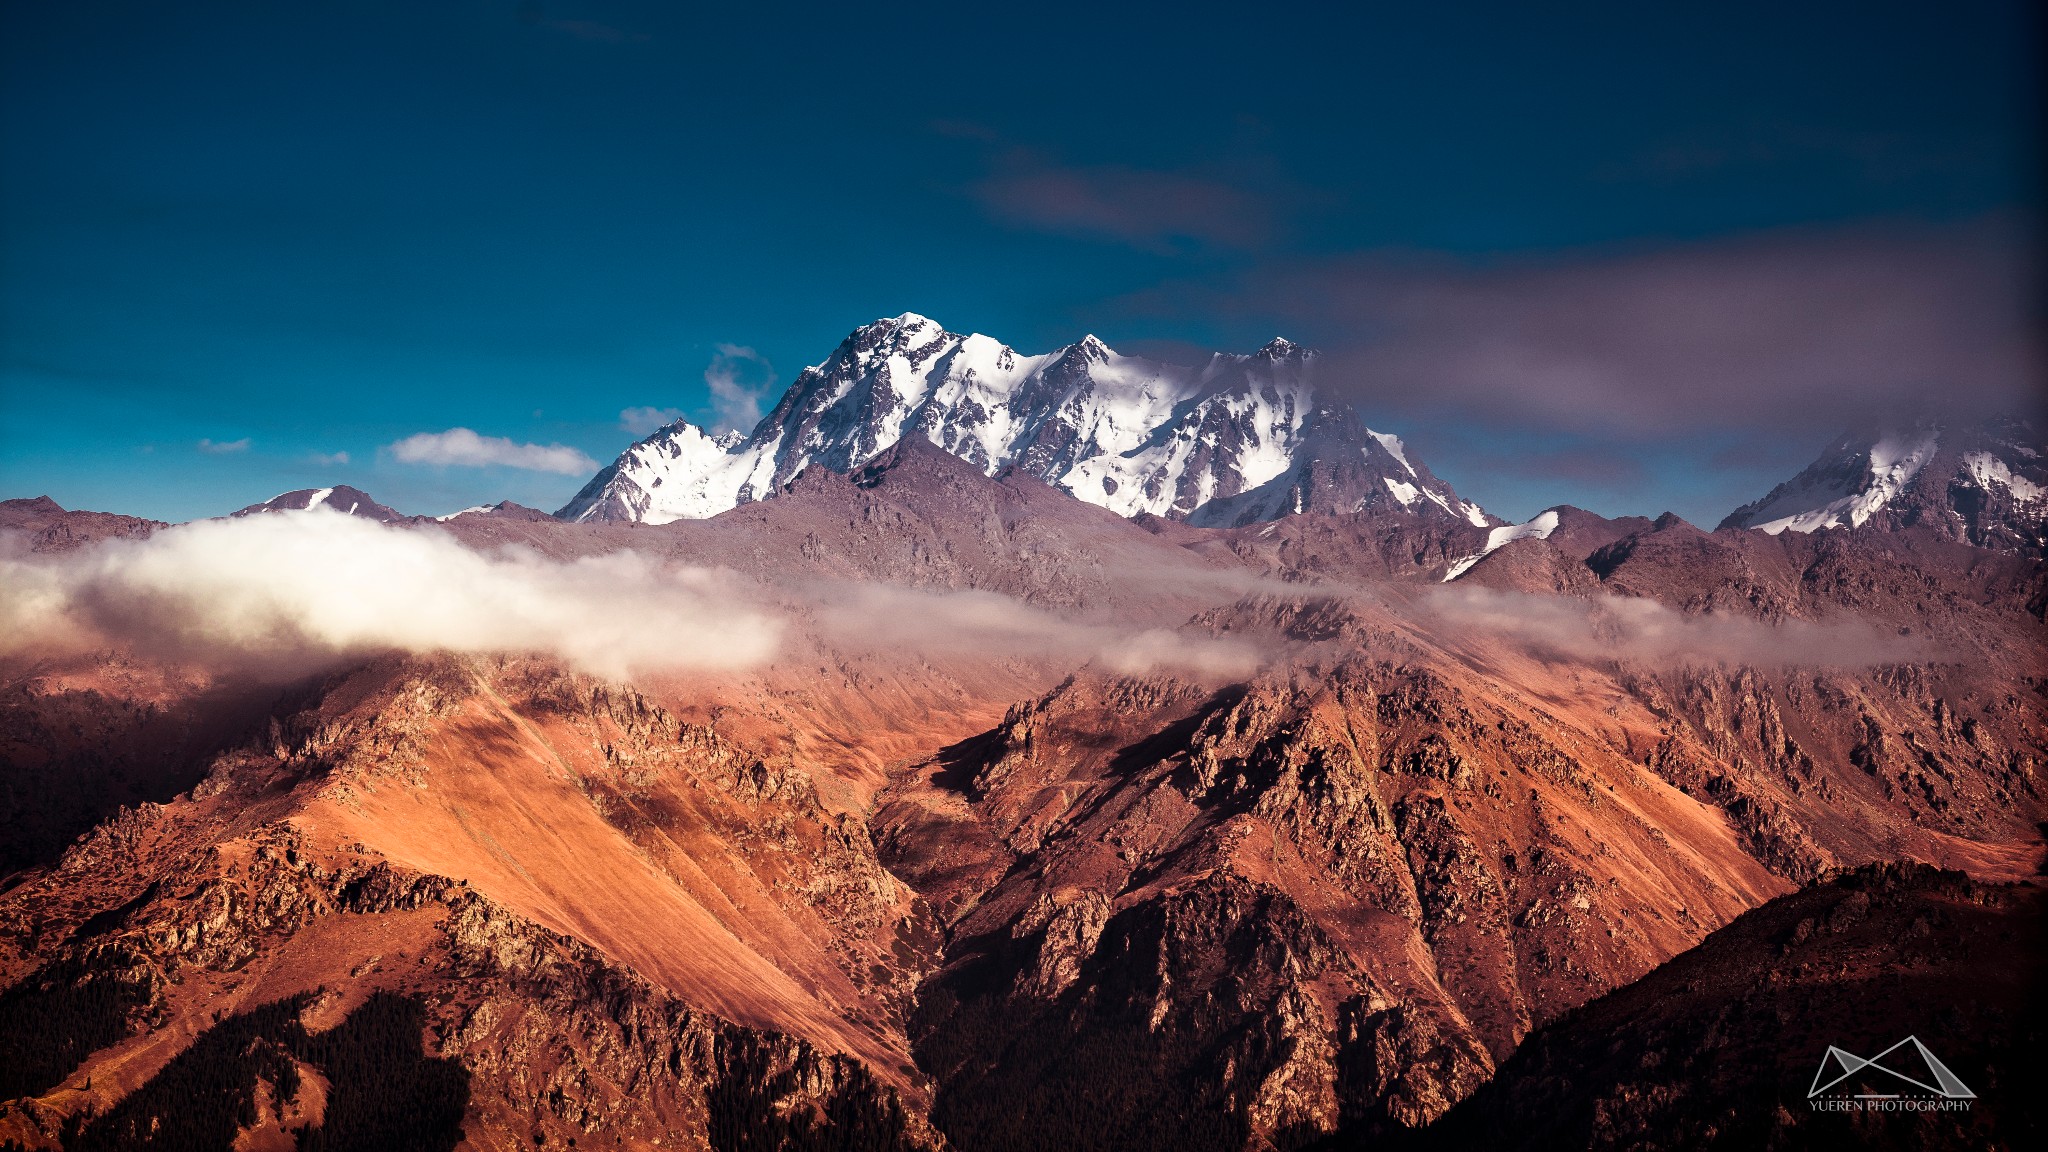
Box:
left=233, top=484, right=408, bottom=523
left=840, top=312, right=953, bottom=360
left=1257, top=337, right=1311, bottom=359
left=1066, top=334, right=1113, bottom=363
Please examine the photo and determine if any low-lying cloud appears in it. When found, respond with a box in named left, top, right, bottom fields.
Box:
left=0, top=511, right=1263, bottom=685
left=1418, top=585, right=1932, bottom=668
left=1, top=511, right=779, bottom=678
left=807, top=583, right=1265, bottom=681
left=389, top=428, right=598, bottom=475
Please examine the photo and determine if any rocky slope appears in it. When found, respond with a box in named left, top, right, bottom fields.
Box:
left=557, top=314, right=1492, bottom=531
left=1720, top=416, right=2046, bottom=555
left=0, top=654, right=942, bottom=1151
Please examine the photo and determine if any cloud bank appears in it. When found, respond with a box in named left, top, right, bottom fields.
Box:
left=0, top=510, right=780, bottom=678
left=0, top=512, right=1259, bottom=684
left=1132, top=215, right=2040, bottom=439
left=1418, top=585, right=1932, bottom=668
left=389, top=428, right=598, bottom=474
left=809, top=583, right=1264, bottom=681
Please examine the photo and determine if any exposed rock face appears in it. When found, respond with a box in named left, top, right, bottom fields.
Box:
left=1720, top=416, right=2047, bottom=555
left=556, top=314, right=1492, bottom=530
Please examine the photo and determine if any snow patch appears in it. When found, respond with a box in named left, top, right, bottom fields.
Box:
left=1442, top=509, right=1561, bottom=581
left=1962, top=451, right=2046, bottom=503
left=1746, top=429, right=1939, bottom=534
left=1368, top=430, right=1416, bottom=476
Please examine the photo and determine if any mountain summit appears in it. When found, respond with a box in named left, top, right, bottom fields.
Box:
left=557, top=314, right=1495, bottom=529
left=1719, top=416, right=2046, bottom=554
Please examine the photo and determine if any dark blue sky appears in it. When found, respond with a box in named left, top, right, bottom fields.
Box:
left=2, top=1, right=2038, bottom=522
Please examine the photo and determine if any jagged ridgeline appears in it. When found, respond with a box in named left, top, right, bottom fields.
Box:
left=557, top=314, right=1495, bottom=530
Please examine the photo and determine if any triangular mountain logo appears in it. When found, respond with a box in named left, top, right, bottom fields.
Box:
left=1808, top=1036, right=1976, bottom=1099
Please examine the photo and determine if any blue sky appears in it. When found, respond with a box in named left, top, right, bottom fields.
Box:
left=1, top=1, right=2038, bottom=523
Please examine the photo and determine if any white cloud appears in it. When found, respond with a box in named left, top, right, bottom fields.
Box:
left=197, top=438, right=251, bottom=455
left=0, top=510, right=780, bottom=679
left=704, top=344, right=774, bottom=434
left=620, top=406, right=686, bottom=436
left=309, top=450, right=351, bottom=466
left=388, top=428, right=597, bottom=475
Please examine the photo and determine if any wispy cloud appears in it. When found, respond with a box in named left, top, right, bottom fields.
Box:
left=1418, top=585, right=1934, bottom=668
left=1132, top=215, right=2040, bottom=438
left=704, top=344, right=773, bottom=434
left=810, top=583, right=1263, bottom=681
left=388, top=428, right=597, bottom=475
left=620, top=406, right=686, bottom=436
left=975, top=157, right=1273, bottom=254
left=197, top=438, right=251, bottom=455
left=309, top=450, right=351, bottom=467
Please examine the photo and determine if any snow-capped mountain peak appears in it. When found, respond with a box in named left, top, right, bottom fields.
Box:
left=1720, top=416, right=2046, bottom=554
left=557, top=316, right=1496, bottom=530
left=1255, top=336, right=1309, bottom=361
left=232, top=485, right=409, bottom=523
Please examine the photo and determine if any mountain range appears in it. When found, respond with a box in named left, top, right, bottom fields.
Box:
left=555, top=315, right=2046, bottom=562
left=1, top=316, right=2043, bottom=1152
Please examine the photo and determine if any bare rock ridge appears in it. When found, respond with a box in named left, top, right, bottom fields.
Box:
left=0, top=496, right=163, bottom=551
left=555, top=313, right=1495, bottom=530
